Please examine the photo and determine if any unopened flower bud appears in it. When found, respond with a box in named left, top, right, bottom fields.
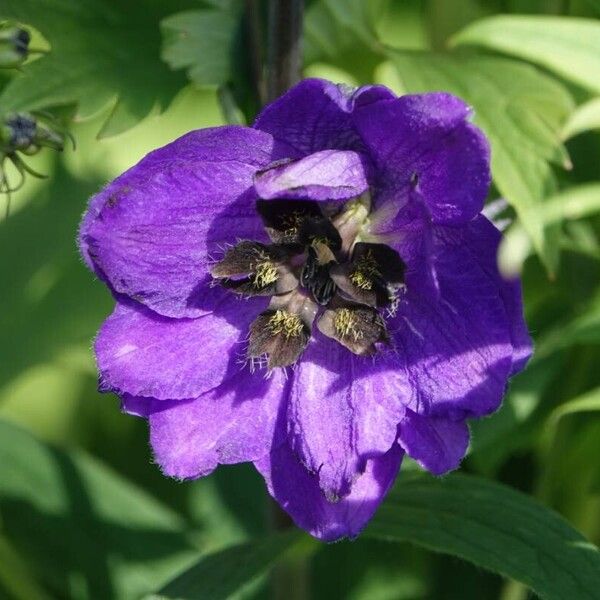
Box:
left=0, top=23, right=30, bottom=68
left=0, top=113, right=37, bottom=151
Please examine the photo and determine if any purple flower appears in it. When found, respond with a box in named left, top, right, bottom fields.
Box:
left=79, top=79, right=532, bottom=542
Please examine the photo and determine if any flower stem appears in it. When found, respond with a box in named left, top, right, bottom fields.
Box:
left=266, top=0, right=304, bottom=101
left=269, top=501, right=311, bottom=600
left=245, top=0, right=267, bottom=106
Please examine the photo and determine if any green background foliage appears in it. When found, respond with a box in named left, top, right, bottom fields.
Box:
left=0, top=1, right=599, bottom=598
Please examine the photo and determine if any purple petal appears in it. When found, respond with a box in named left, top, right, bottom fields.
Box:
left=254, top=150, right=370, bottom=201
left=254, top=78, right=396, bottom=154
left=79, top=126, right=278, bottom=318
left=354, top=93, right=490, bottom=225
left=149, top=369, right=288, bottom=479
left=95, top=294, right=265, bottom=400
left=288, top=332, right=406, bottom=500
left=390, top=220, right=515, bottom=419
left=255, top=439, right=404, bottom=542
left=397, top=408, right=469, bottom=475
left=452, top=216, right=533, bottom=375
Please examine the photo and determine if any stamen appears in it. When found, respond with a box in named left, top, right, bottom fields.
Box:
left=211, top=241, right=297, bottom=296
left=349, top=249, right=381, bottom=291
left=248, top=308, right=310, bottom=369
left=267, top=310, right=304, bottom=339
left=333, top=308, right=363, bottom=341
left=318, top=305, right=389, bottom=355
left=253, top=261, right=279, bottom=289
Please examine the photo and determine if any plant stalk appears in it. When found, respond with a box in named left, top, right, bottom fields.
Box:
left=266, top=0, right=304, bottom=101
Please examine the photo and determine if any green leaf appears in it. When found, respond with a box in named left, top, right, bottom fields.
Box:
left=499, top=183, right=600, bottom=275
left=546, top=387, right=600, bottom=438
left=379, top=51, right=574, bottom=274
left=0, top=0, right=194, bottom=136
left=562, top=97, right=600, bottom=139
left=0, top=419, right=197, bottom=600
left=367, top=473, right=600, bottom=599
left=161, top=8, right=241, bottom=87
left=149, top=530, right=310, bottom=600
left=452, top=16, right=600, bottom=94
left=159, top=4, right=258, bottom=123
left=304, top=0, right=387, bottom=82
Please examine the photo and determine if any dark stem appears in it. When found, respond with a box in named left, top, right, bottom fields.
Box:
left=267, top=0, right=304, bottom=101
left=245, top=0, right=267, bottom=106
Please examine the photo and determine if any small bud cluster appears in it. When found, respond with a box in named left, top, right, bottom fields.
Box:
left=0, top=111, right=72, bottom=215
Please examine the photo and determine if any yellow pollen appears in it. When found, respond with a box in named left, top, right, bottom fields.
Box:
left=252, top=261, right=278, bottom=289
left=333, top=308, right=363, bottom=341
left=350, top=250, right=381, bottom=291
left=268, top=310, right=303, bottom=339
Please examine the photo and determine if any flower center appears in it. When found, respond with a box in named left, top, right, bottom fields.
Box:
left=210, top=196, right=405, bottom=369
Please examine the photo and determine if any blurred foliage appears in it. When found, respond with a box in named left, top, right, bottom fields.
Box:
left=0, top=0, right=599, bottom=599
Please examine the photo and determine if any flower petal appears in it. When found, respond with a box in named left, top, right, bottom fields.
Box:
left=148, top=369, right=288, bottom=479
left=391, top=220, right=515, bottom=419
left=255, top=439, right=403, bottom=542
left=79, top=126, right=278, bottom=318
left=464, top=216, right=533, bottom=375
left=288, top=332, right=407, bottom=499
left=96, top=294, right=265, bottom=400
left=354, top=93, right=490, bottom=225
left=254, top=150, right=370, bottom=201
left=254, top=78, right=396, bottom=154
left=397, top=408, right=469, bottom=475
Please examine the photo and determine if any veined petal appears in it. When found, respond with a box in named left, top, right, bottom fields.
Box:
left=288, top=332, right=407, bottom=499
left=254, top=78, right=396, bottom=154
left=354, top=93, right=490, bottom=225
left=255, top=439, right=404, bottom=542
left=463, top=216, right=533, bottom=375
left=149, top=369, right=288, bottom=479
left=254, top=150, right=370, bottom=201
left=397, top=408, right=469, bottom=475
left=95, top=294, right=266, bottom=400
left=391, top=220, right=515, bottom=419
left=79, top=126, right=278, bottom=318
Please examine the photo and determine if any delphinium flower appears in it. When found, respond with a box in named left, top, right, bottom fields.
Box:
left=79, top=79, right=532, bottom=541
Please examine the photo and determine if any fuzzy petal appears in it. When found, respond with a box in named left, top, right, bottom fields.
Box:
left=354, top=93, right=490, bottom=225
left=79, top=126, right=279, bottom=318
left=254, top=78, right=396, bottom=154
left=288, top=332, right=407, bottom=499
left=148, top=369, right=288, bottom=479
left=391, top=221, right=515, bottom=419
left=255, top=439, right=403, bottom=542
left=254, top=150, right=370, bottom=201
left=95, top=294, right=265, bottom=400
left=397, top=408, right=469, bottom=475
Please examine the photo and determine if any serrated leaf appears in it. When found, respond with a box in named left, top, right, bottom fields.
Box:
left=380, top=51, right=574, bottom=274
left=159, top=4, right=258, bottom=123
left=149, top=530, right=307, bottom=600
left=0, top=0, right=193, bottom=136
left=562, top=97, right=600, bottom=140
left=0, top=419, right=196, bottom=600
left=161, top=8, right=241, bottom=87
left=452, top=16, right=600, bottom=94
left=367, top=473, right=600, bottom=600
